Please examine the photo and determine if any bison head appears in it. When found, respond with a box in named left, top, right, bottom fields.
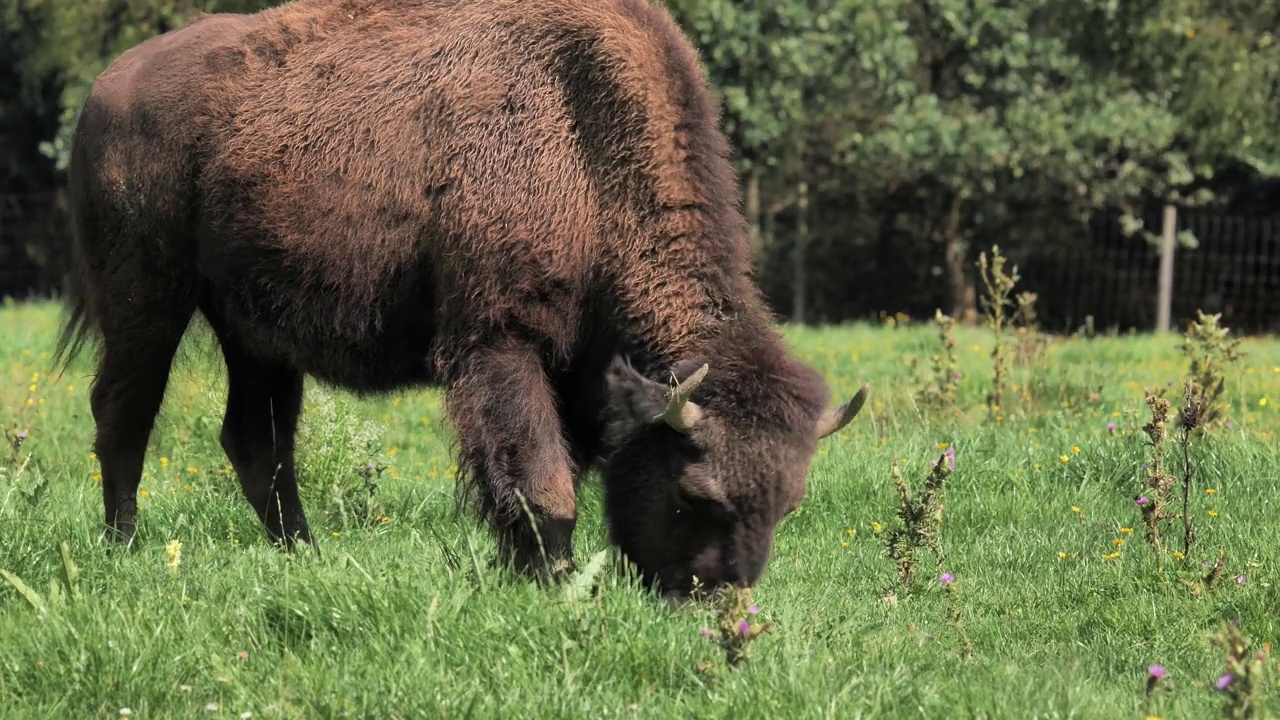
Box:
left=600, top=356, right=868, bottom=601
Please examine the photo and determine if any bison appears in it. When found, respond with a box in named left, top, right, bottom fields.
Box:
left=53, top=0, right=869, bottom=599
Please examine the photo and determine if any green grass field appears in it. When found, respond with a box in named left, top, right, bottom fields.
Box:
left=2, top=299, right=1278, bottom=719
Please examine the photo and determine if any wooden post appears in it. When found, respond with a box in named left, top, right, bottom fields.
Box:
left=1156, top=204, right=1177, bottom=333
left=792, top=181, right=809, bottom=325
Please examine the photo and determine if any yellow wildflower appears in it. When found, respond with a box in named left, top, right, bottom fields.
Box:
left=165, top=539, right=182, bottom=571
left=871, top=521, right=883, bottom=532
left=1060, top=455, right=1070, bottom=465
left=1208, top=510, right=1218, bottom=518
left=1205, top=488, right=1216, bottom=495
left=1120, top=527, right=1132, bottom=535
left=1071, top=506, right=1080, bottom=513
left=1113, top=538, right=1125, bottom=546
left=1071, top=446, right=1080, bottom=454
left=1057, top=552, right=1066, bottom=560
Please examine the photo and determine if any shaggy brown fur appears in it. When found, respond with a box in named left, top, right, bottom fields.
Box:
left=54, top=0, right=869, bottom=597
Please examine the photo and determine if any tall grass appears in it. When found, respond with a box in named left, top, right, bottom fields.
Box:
left=2, top=300, right=1278, bottom=719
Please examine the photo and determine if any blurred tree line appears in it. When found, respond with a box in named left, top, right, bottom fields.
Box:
left=2, top=0, right=1278, bottom=324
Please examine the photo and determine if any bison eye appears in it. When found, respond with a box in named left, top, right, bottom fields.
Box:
left=678, top=489, right=736, bottom=524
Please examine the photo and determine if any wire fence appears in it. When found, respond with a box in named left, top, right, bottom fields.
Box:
left=3, top=191, right=1278, bottom=335
left=1016, top=208, right=1280, bottom=335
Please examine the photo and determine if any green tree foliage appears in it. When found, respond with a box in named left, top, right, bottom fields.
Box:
left=1, top=0, right=1277, bottom=318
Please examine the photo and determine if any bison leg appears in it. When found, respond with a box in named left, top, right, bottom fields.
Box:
left=212, top=335, right=313, bottom=550
left=447, top=341, right=578, bottom=583
left=91, top=311, right=194, bottom=545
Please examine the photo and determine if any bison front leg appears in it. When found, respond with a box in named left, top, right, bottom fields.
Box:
left=446, top=341, right=578, bottom=584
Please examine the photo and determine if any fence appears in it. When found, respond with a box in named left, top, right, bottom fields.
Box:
left=1016, top=207, right=1280, bottom=335
left=2, top=191, right=1278, bottom=335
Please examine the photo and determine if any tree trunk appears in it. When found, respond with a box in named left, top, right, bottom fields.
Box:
left=942, top=193, right=976, bottom=323
left=791, top=180, right=809, bottom=324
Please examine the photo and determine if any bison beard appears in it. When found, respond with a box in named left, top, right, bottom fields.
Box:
left=52, top=0, right=870, bottom=599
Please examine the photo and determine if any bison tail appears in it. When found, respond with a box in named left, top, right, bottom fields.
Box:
left=50, top=101, right=101, bottom=377
left=50, top=220, right=98, bottom=376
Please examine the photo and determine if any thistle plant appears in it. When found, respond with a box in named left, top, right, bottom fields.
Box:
left=1180, top=311, right=1244, bottom=429
left=1175, top=378, right=1209, bottom=559
left=976, top=246, right=1019, bottom=421
left=885, top=449, right=952, bottom=594
left=1212, top=621, right=1270, bottom=719
left=918, top=309, right=961, bottom=414
left=1012, top=291, right=1047, bottom=367
left=1138, top=388, right=1178, bottom=554
left=698, top=585, right=770, bottom=668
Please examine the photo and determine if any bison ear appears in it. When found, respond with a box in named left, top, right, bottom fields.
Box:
left=604, top=356, right=707, bottom=435
left=816, top=384, right=870, bottom=439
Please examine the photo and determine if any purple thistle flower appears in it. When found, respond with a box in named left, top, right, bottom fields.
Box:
left=1216, top=674, right=1233, bottom=691
left=17, top=430, right=27, bottom=439
left=939, top=572, right=955, bottom=584
left=699, top=627, right=713, bottom=638
left=748, top=605, right=759, bottom=615
left=952, top=371, right=962, bottom=379
left=737, top=620, right=750, bottom=636
left=1106, top=422, right=1117, bottom=433
left=1148, top=664, right=1166, bottom=679
left=1136, top=496, right=1149, bottom=506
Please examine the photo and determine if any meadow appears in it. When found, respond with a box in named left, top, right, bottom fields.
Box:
left=2, top=297, right=1278, bottom=719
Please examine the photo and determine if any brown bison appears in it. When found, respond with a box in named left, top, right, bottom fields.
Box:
left=54, top=0, right=869, bottom=598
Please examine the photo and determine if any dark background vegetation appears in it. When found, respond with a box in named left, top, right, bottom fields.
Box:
left=2, top=0, right=1278, bottom=333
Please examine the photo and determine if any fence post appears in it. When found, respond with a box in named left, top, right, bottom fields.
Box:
left=1155, top=203, right=1177, bottom=333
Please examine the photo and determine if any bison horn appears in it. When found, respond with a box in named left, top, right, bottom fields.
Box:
left=661, top=363, right=709, bottom=433
left=816, top=383, right=870, bottom=439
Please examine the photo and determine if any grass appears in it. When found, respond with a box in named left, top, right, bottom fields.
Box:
left=2, top=298, right=1278, bottom=719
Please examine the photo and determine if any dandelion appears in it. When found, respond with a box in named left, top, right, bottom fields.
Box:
left=1071, top=506, right=1081, bottom=513
left=871, top=521, right=883, bottom=532
left=1173, top=551, right=1185, bottom=560
left=1205, top=488, right=1216, bottom=495
left=1208, top=510, right=1218, bottom=518
left=1060, top=455, right=1070, bottom=465
left=1260, top=398, right=1269, bottom=407
left=1071, top=446, right=1080, bottom=454
left=1057, top=551, right=1066, bottom=560
left=1120, top=527, right=1133, bottom=535
left=1113, top=538, right=1125, bottom=546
